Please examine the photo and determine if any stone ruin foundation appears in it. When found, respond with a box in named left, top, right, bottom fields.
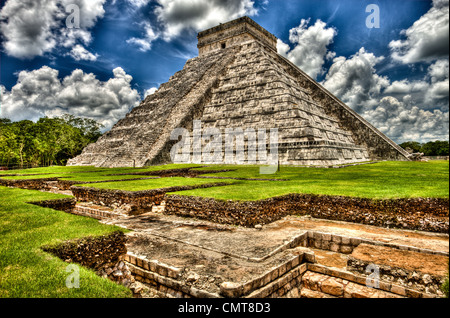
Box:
left=42, top=184, right=448, bottom=298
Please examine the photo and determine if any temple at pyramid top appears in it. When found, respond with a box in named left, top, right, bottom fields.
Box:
left=197, top=16, right=278, bottom=55
left=68, top=17, right=410, bottom=168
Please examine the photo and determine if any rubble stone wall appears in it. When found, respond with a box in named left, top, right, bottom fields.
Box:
left=28, top=198, right=76, bottom=213
left=71, top=183, right=230, bottom=215
left=164, top=194, right=449, bottom=233
left=0, top=178, right=59, bottom=190
left=42, top=231, right=127, bottom=271
left=347, top=256, right=446, bottom=296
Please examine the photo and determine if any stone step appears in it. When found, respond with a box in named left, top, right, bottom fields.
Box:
left=300, top=288, right=336, bottom=298
left=72, top=203, right=124, bottom=220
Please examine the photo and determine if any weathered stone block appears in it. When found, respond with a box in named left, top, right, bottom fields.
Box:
left=321, top=279, right=344, bottom=297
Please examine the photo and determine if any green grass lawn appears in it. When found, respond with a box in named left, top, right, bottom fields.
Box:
left=0, top=186, right=132, bottom=298
left=0, top=163, right=200, bottom=176
left=77, top=177, right=238, bottom=192
left=0, top=163, right=203, bottom=183
left=2, top=161, right=448, bottom=200
left=175, top=161, right=450, bottom=200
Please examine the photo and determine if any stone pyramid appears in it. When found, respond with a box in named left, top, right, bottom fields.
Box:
left=68, top=17, right=409, bottom=168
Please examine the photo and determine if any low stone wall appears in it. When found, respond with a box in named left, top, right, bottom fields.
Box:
left=126, top=253, right=218, bottom=298
left=41, top=231, right=141, bottom=294
left=125, top=251, right=314, bottom=298
left=72, top=203, right=124, bottom=220
left=165, top=195, right=295, bottom=227
left=71, top=183, right=230, bottom=215
left=42, top=231, right=127, bottom=271
left=28, top=198, right=76, bottom=213
left=221, top=254, right=312, bottom=298
left=164, top=194, right=449, bottom=233
left=125, top=251, right=436, bottom=298
left=0, top=178, right=59, bottom=190
left=56, top=177, right=160, bottom=191
left=304, top=264, right=433, bottom=298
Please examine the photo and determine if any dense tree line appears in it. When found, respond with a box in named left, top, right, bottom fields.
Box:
left=0, top=115, right=103, bottom=167
left=400, top=140, right=449, bottom=156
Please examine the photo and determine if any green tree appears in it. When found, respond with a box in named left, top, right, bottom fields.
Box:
left=421, top=141, right=450, bottom=156
left=0, top=115, right=104, bottom=167
left=13, top=120, right=35, bottom=167
left=399, top=141, right=422, bottom=153
left=0, top=120, right=18, bottom=166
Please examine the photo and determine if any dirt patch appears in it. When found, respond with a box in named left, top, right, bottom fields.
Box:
left=351, top=244, right=448, bottom=277
left=311, top=249, right=348, bottom=270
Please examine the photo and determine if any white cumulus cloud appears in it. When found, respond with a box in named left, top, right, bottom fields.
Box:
left=126, top=22, right=160, bottom=52
left=68, top=44, right=99, bottom=61
left=0, top=0, right=106, bottom=60
left=389, top=0, right=449, bottom=64
left=154, top=0, right=258, bottom=41
left=144, top=87, right=158, bottom=97
left=1, top=66, right=141, bottom=131
left=321, top=50, right=449, bottom=143
left=322, top=48, right=389, bottom=112
left=277, top=19, right=337, bottom=79
left=361, top=96, right=449, bottom=143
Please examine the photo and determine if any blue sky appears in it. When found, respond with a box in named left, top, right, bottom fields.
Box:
left=1, top=0, right=448, bottom=143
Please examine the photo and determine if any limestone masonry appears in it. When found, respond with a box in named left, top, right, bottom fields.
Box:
left=68, top=17, right=410, bottom=168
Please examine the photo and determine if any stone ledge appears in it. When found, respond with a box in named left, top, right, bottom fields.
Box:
left=125, top=253, right=183, bottom=280
left=307, top=263, right=437, bottom=298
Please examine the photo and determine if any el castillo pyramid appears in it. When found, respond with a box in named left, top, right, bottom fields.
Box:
left=68, top=17, right=410, bottom=168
